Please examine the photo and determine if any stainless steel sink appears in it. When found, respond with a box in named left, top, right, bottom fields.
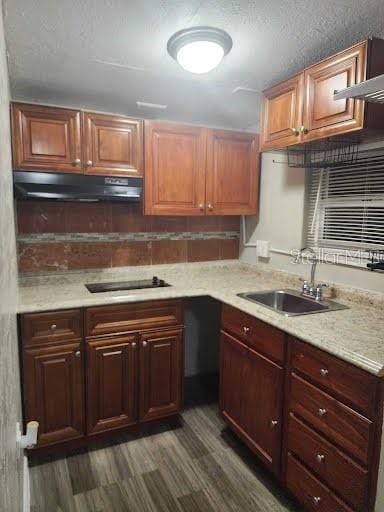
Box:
left=237, top=289, right=348, bottom=316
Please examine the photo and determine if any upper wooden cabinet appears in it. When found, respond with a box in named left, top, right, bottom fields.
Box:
left=206, top=130, right=259, bottom=215
left=260, top=74, right=303, bottom=150
left=83, top=112, right=143, bottom=177
left=144, top=121, right=207, bottom=215
left=11, top=103, right=144, bottom=177
left=145, top=121, right=260, bottom=216
left=11, top=103, right=82, bottom=173
left=260, top=38, right=384, bottom=150
left=302, top=42, right=366, bottom=142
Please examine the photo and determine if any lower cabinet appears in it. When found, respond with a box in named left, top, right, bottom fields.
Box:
left=23, top=340, right=84, bottom=446
left=140, top=328, right=183, bottom=422
left=86, top=327, right=184, bottom=433
left=20, top=301, right=184, bottom=449
left=86, top=334, right=138, bottom=434
left=220, top=330, right=284, bottom=475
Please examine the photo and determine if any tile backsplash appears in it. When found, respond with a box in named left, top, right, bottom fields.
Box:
left=17, top=201, right=240, bottom=273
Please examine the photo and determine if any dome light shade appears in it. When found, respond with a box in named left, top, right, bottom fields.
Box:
left=167, top=27, right=232, bottom=74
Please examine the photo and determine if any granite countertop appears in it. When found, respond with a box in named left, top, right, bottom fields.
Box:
left=18, top=260, right=384, bottom=377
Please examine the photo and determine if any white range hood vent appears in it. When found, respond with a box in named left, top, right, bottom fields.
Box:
left=334, top=74, right=384, bottom=104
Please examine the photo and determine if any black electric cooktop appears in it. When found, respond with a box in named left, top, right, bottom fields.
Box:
left=85, top=276, right=171, bottom=293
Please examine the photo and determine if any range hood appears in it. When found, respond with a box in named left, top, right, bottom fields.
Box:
left=334, top=74, right=384, bottom=104
left=14, top=171, right=142, bottom=202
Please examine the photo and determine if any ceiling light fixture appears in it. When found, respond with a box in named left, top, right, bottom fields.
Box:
left=167, top=26, right=232, bottom=74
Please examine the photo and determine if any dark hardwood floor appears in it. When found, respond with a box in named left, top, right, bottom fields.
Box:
left=29, top=404, right=302, bottom=511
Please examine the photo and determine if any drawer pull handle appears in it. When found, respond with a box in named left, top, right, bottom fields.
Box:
left=271, top=420, right=278, bottom=428
left=320, top=368, right=329, bottom=377
left=313, top=496, right=321, bottom=506
left=316, top=454, right=325, bottom=463
left=75, top=351, right=81, bottom=358
left=318, top=408, right=327, bottom=417
left=50, top=324, right=57, bottom=331
left=242, top=326, right=250, bottom=334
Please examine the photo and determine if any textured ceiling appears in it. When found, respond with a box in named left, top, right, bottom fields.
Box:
left=3, top=0, right=384, bottom=131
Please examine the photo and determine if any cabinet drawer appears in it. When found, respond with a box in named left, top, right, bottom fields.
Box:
left=286, top=453, right=353, bottom=512
left=288, top=413, right=368, bottom=509
left=21, top=309, right=82, bottom=346
left=85, top=300, right=183, bottom=338
left=291, top=338, right=378, bottom=418
left=289, top=374, right=373, bottom=465
left=221, top=304, right=285, bottom=363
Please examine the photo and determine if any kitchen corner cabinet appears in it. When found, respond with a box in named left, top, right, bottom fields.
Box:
left=220, top=305, right=285, bottom=475
left=260, top=37, right=384, bottom=150
left=20, top=300, right=184, bottom=449
left=144, top=121, right=260, bottom=216
left=11, top=103, right=144, bottom=177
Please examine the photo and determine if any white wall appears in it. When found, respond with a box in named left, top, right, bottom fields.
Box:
left=240, top=152, right=384, bottom=294
left=0, top=2, right=24, bottom=510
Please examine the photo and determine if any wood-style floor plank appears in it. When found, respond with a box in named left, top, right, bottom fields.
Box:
left=178, top=490, right=216, bottom=512
left=29, top=403, right=301, bottom=512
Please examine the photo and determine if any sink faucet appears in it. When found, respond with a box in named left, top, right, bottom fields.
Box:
left=298, top=247, right=328, bottom=301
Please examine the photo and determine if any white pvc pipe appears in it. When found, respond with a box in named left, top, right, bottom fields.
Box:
left=241, top=216, right=293, bottom=256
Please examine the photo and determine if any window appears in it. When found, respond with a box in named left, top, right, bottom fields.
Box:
left=306, top=148, right=384, bottom=260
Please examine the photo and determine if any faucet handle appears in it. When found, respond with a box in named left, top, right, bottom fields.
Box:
left=315, top=283, right=329, bottom=301
left=302, top=280, right=309, bottom=294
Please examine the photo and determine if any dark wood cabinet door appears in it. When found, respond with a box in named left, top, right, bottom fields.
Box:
left=241, top=347, right=284, bottom=474
left=260, top=74, right=303, bottom=150
left=206, top=130, right=260, bottom=215
left=302, top=42, right=366, bottom=141
left=11, top=103, right=82, bottom=173
left=144, top=121, right=207, bottom=215
left=139, top=327, right=183, bottom=422
left=86, top=334, right=138, bottom=434
left=219, top=330, right=247, bottom=426
left=23, top=341, right=84, bottom=446
left=83, top=112, right=143, bottom=177
left=220, top=330, right=284, bottom=475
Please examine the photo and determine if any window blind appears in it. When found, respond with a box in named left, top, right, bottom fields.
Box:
left=306, top=149, right=384, bottom=253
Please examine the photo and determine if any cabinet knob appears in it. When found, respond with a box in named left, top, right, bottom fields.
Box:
left=86, top=160, right=93, bottom=166
left=271, top=420, right=278, bottom=428
left=142, top=341, right=148, bottom=347
left=131, top=342, right=136, bottom=348
left=318, top=408, right=327, bottom=417
left=316, top=454, right=325, bottom=463
left=242, top=326, right=250, bottom=334
left=300, top=125, right=309, bottom=135
left=50, top=324, right=57, bottom=331
left=312, top=496, right=321, bottom=506
left=290, top=127, right=299, bottom=136
left=75, top=351, right=81, bottom=358
left=320, top=368, right=329, bottom=377
left=207, top=203, right=213, bottom=211
left=72, top=158, right=81, bottom=165
left=199, top=204, right=204, bottom=211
